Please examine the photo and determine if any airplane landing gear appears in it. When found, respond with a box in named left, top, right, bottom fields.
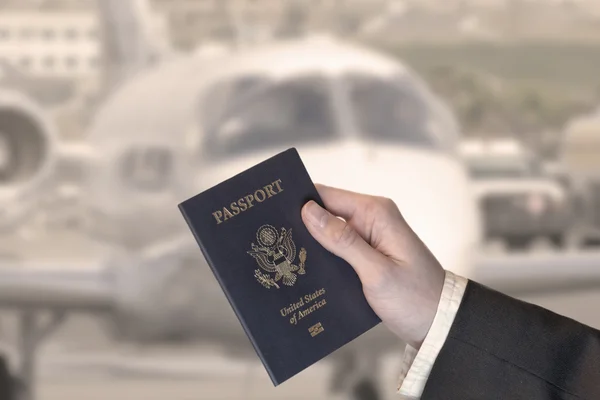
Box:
left=330, top=351, right=382, bottom=400
left=11, top=311, right=66, bottom=400
left=349, top=378, right=380, bottom=400
left=0, top=353, right=16, bottom=400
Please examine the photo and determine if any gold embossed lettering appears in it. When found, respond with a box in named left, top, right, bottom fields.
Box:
left=254, top=189, right=266, bottom=202
left=212, top=179, right=285, bottom=224
left=244, top=194, right=255, bottom=208
left=222, top=207, right=234, bottom=221
left=212, top=211, right=223, bottom=224
left=272, top=179, right=283, bottom=193
left=263, top=184, right=277, bottom=198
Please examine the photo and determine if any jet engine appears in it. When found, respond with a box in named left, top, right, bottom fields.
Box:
left=0, top=89, right=57, bottom=231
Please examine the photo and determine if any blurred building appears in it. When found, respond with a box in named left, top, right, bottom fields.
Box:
left=0, top=0, right=93, bottom=9
left=150, top=0, right=305, bottom=49
left=0, top=10, right=100, bottom=82
left=149, top=0, right=390, bottom=49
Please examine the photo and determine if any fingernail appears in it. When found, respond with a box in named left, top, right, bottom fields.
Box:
left=305, top=201, right=327, bottom=228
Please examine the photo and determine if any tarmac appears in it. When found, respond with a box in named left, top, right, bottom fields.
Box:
left=1, top=241, right=599, bottom=400
left=34, top=339, right=405, bottom=400
left=29, top=284, right=600, bottom=400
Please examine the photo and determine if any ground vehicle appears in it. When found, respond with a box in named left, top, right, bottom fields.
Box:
left=460, top=138, right=572, bottom=249
left=561, top=112, right=600, bottom=246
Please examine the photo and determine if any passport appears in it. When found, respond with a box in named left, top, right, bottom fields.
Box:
left=178, top=148, right=381, bottom=386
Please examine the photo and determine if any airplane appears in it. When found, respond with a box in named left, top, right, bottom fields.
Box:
left=3, top=36, right=600, bottom=400
left=1, top=3, right=600, bottom=400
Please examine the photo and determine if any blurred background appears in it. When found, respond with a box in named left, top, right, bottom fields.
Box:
left=1, top=0, right=600, bottom=399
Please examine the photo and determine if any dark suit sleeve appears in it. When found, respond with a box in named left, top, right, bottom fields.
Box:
left=421, top=280, right=600, bottom=400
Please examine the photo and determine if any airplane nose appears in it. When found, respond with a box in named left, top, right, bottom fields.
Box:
left=303, top=143, right=481, bottom=277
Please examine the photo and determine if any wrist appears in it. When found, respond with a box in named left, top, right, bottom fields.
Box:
left=404, top=269, right=446, bottom=348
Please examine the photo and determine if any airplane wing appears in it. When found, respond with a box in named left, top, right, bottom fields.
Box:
left=0, top=235, right=196, bottom=312
left=472, top=251, right=600, bottom=295
left=2, top=234, right=599, bottom=315
left=0, top=235, right=208, bottom=340
left=0, top=258, right=115, bottom=311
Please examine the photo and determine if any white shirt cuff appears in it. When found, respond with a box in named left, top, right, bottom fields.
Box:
left=396, top=270, right=468, bottom=398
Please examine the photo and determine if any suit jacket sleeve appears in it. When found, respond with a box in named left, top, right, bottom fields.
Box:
left=422, top=280, right=600, bottom=400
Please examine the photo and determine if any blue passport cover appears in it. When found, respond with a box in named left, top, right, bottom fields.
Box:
left=178, top=148, right=381, bottom=385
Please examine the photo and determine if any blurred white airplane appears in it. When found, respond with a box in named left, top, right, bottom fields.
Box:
left=2, top=36, right=600, bottom=400
left=2, top=2, right=600, bottom=400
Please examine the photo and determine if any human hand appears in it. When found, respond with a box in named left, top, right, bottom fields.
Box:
left=301, top=184, right=445, bottom=349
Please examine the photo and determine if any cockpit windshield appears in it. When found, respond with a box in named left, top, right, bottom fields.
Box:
left=200, top=71, right=456, bottom=158
left=345, top=73, right=451, bottom=151
left=202, top=74, right=337, bottom=158
left=201, top=74, right=271, bottom=132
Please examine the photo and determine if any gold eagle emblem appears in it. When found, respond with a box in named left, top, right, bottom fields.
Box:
left=248, top=224, right=307, bottom=289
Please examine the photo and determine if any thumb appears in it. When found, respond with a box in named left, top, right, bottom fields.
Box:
left=301, top=200, right=388, bottom=282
